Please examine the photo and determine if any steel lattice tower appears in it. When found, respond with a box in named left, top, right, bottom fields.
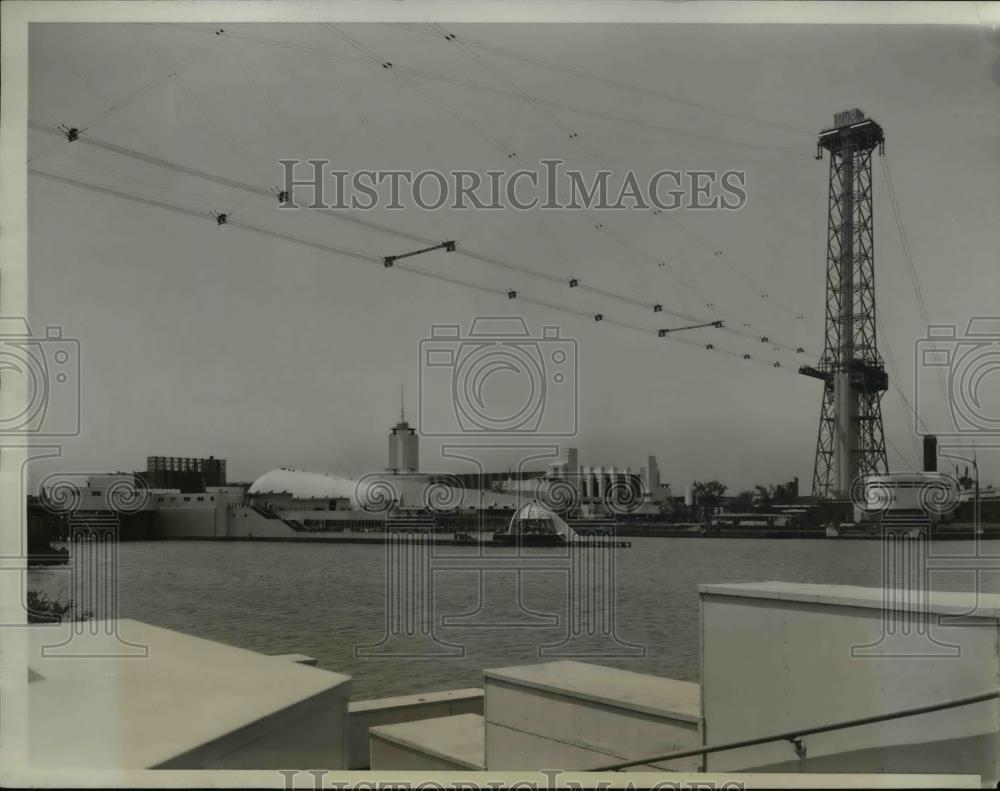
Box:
left=801, top=110, right=888, bottom=499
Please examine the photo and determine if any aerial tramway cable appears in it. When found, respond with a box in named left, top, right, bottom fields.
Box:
left=400, top=24, right=817, bottom=357
left=29, top=116, right=815, bottom=361
left=162, top=23, right=814, bottom=157
left=29, top=24, right=818, bottom=370
left=31, top=166, right=802, bottom=374
left=30, top=32, right=225, bottom=166
left=144, top=23, right=824, bottom=347
left=392, top=23, right=813, bottom=137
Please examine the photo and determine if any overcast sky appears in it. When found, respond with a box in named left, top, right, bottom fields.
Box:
left=25, top=21, right=1000, bottom=492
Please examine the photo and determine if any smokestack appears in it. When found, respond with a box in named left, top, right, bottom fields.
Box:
left=923, top=435, right=938, bottom=472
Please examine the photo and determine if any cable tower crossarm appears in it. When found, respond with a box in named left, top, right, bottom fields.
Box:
left=658, top=320, right=725, bottom=336
left=383, top=241, right=456, bottom=267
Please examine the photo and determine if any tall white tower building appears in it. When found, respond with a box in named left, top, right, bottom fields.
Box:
left=387, top=386, right=419, bottom=473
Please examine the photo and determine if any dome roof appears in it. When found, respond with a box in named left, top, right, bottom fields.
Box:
left=247, top=468, right=525, bottom=511
left=512, top=501, right=558, bottom=521
left=248, top=469, right=358, bottom=501
left=508, top=500, right=573, bottom=538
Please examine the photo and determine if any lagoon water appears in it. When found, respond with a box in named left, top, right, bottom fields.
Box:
left=28, top=538, right=1000, bottom=700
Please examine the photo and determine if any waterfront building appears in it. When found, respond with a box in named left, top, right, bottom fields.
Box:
left=33, top=415, right=681, bottom=541
left=140, top=455, right=227, bottom=492
left=495, top=448, right=673, bottom=515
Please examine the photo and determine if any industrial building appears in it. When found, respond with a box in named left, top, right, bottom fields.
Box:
left=138, top=456, right=227, bottom=492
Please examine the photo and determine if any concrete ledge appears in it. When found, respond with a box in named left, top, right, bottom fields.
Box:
left=347, top=688, right=484, bottom=769
left=484, top=660, right=700, bottom=722
left=370, top=713, right=485, bottom=770
left=270, top=653, right=319, bottom=666
left=485, top=661, right=701, bottom=771
left=698, top=581, right=1000, bottom=618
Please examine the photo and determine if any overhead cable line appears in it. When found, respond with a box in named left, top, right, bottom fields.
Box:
left=322, top=23, right=517, bottom=159
left=80, top=33, right=224, bottom=132
left=30, top=32, right=224, bottom=166
left=31, top=167, right=797, bottom=373
left=29, top=24, right=814, bottom=361
left=29, top=121, right=437, bottom=247
left=391, top=23, right=813, bottom=137
left=405, top=24, right=816, bottom=357
left=28, top=118, right=811, bottom=361
left=318, top=27, right=808, bottom=355
left=168, top=24, right=812, bottom=157
left=422, top=21, right=817, bottom=346
left=881, top=154, right=950, bottom=411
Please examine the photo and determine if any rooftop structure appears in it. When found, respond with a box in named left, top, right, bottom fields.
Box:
left=141, top=455, right=226, bottom=492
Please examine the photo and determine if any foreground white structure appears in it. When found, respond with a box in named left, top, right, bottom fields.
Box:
left=700, top=582, right=1000, bottom=780
left=368, top=582, right=998, bottom=784
left=23, top=582, right=998, bottom=785
left=27, top=619, right=351, bottom=769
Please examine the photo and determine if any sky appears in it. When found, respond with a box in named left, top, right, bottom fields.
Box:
left=24, top=20, right=1000, bottom=493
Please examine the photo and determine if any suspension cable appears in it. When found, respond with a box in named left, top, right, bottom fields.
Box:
left=31, top=166, right=798, bottom=373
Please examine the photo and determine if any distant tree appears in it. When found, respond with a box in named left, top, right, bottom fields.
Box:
left=692, top=480, right=728, bottom=516
left=750, top=480, right=799, bottom=506
left=731, top=490, right=755, bottom=511
left=753, top=484, right=773, bottom=505
left=772, top=480, right=798, bottom=504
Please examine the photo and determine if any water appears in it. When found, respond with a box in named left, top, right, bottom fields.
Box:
left=27, top=538, right=1000, bottom=700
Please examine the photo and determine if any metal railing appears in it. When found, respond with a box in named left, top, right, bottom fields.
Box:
left=593, top=687, right=1000, bottom=771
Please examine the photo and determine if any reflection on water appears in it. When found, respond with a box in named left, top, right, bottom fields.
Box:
left=27, top=538, right=1000, bottom=700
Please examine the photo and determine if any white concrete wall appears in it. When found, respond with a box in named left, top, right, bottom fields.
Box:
left=370, top=735, right=467, bottom=771
left=28, top=619, right=352, bottom=770
left=700, top=583, right=1000, bottom=783
left=369, top=713, right=484, bottom=771
left=157, top=685, right=350, bottom=769
left=154, top=502, right=225, bottom=537
left=484, top=662, right=701, bottom=771
left=347, top=688, right=484, bottom=769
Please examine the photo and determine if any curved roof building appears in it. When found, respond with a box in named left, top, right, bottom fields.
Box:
left=248, top=469, right=358, bottom=501
left=247, top=468, right=522, bottom=512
